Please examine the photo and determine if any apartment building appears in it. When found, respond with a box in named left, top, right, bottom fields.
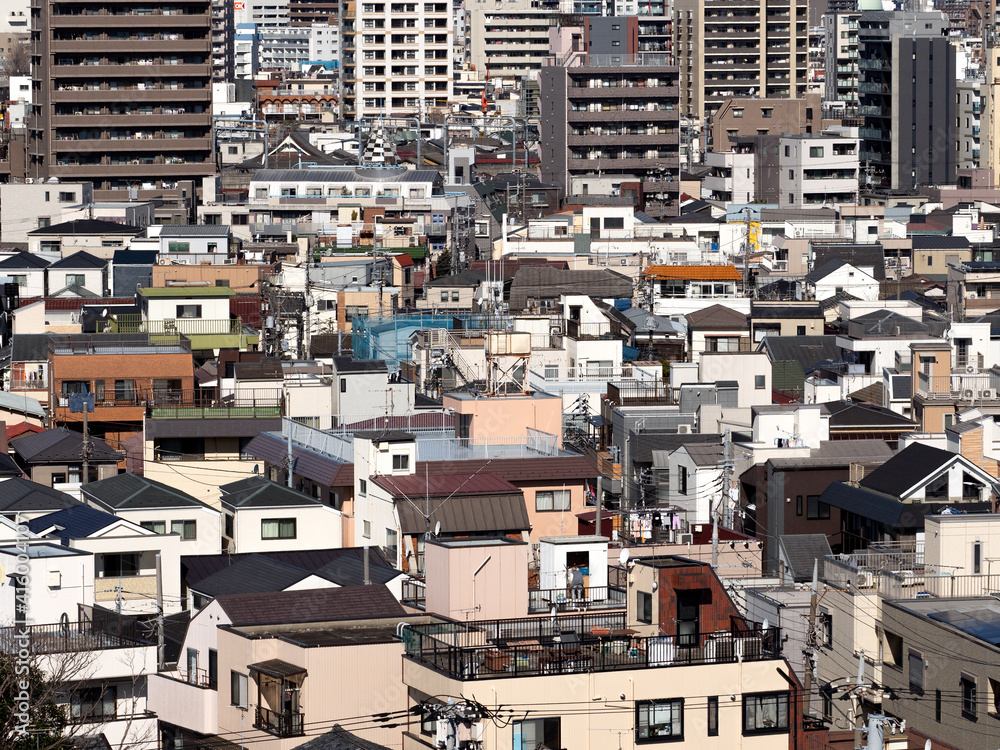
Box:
left=823, top=11, right=858, bottom=111
left=856, top=11, right=955, bottom=190
left=210, top=0, right=234, bottom=80
left=340, top=0, right=452, bottom=118
left=957, top=76, right=983, bottom=171
left=538, top=54, right=681, bottom=211
left=28, top=0, right=215, bottom=197
left=674, top=0, right=808, bottom=123
left=467, top=0, right=558, bottom=81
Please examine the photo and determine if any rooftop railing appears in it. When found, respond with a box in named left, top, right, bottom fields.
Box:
left=48, top=333, right=191, bottom=356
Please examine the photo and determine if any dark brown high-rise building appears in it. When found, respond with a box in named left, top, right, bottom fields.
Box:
left=289, top=0, right=338, bottom=25
left=28, top=0, right=215, bottom=197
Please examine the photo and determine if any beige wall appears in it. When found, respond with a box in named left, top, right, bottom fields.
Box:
left=912, top=248, right=972, bottom=277
left=402, top=657, right=796, bottom=750
left=424, top=539, right=530, bottom=621
left=925, top=515, right=1000, bottom=573
left=521, top=479, right=587, bottom=538
left=443, top=393, right=563, bottom=446
left=152, top=263, right=263, bottom=293
left=218, top=625, right=409, bottom=750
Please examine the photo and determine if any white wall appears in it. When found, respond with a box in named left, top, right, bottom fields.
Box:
left=0, top=545, right=94, bottom=627
left=233, top=504, right=342, bottom=554
left=111, top=507, right=223, bottom=557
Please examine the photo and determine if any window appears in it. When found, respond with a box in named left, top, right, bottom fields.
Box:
left=637, top=591, right=653, bottom=624
left=973, top=541, right=982, bottom=574
left=962, top=674, right=977, bottom=719
left=340, top=378, right=347, bottom=393
left=796, top=495, right=803, bottom=516
left=678, top=466, right=688, bottom=495
left=345, top=305, right=366, bottom=323
left=743, top=692, right=789, bottom=735
left=37, top=217, right=50, bottom=228
left=809, top=147, right=824, bottom=158
left=228, top=146, right=239, bottom=155
left=451, top=291, right=460, bottom=302
left=806, top=495, right=830, bottom=520
left=140, top=521, right=166, bottom=534
left=386, top=528, right=398, bottom=558
left=58, top=191, right=76, bottom=202
left=936, top=689, right=942, bottom=722
left=988, top=677, right=1000, bottom=716
left=208, top=649, right=218, bottom=689
left=9, top=275, right=26, bottom=287
left=820, top=613, right=832, bottom=647
left=636, top=699, right=683, bottom=741
left=392, top=454, right=409, bottom=471
left=513, top=718, right=560, bottom=750
left=101, top=553, right=139, bottom=577
left=359, top=479, right=367, bottom=496
left=176, top=304, right=202, bottom=319
left=883, top=631, right=903, bottom=668
left=171, top=520, right=197, bottom=540
left=707, top=696, right=718, bottom=736
left=168, top=241, right=190, bottom=253
left=225, top=514, right=234, bottom=539
left=536, top=490, right=571, bottom=511
left=261, top=518, right=296, bottom=540
left=67, top=274, right=86, bottom=288
left=732, top=108, right=744, bottom=118
left=231, top=671, right=248, bottom=708
left=71, top=687, right=116, bottom=721
left=363, top=520, right=371, bottom=538
left=797, top=325, right=806, bottom=335
left=908, top=651, right=923, bottom=694
left=114, top=379, right=135, bottom=402
left=754, top=375, right=766, bottom=389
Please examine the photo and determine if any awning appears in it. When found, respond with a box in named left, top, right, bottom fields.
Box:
left=248, top=659, right=307, bottom=679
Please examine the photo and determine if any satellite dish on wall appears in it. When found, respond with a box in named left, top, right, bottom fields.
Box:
left=618, top=548, right=630, bottom=566
left=253, top=464, right=259, bottom=474
left=434, top=521, right=441, bottom=537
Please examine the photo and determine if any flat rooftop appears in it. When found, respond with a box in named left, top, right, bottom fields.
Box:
left=892, top=598, right=1000, bottom=647
left=231, top=615, right=444, bottom=647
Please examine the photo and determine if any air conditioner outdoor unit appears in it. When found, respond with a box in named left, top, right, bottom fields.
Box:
left=964, top=389, right=975, bottom=399
left=966, top=365, right=977, bottom=374
left=969, top=292, right=978, bottom=299
left=981, top=389, right=995, bottom=399
left=677, top=424, right=693, bottom=434
left=676, top=532, right=693, bottom=545
left=856, top=571, right=875, bottom=589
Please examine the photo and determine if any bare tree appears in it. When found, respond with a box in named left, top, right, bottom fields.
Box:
left=2, top=41, right=30, bottom=78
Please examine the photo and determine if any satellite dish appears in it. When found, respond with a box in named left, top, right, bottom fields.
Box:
left=762, top=618, right=769, bottom=631
left=101, top=308, right=108, bottom=317
left=618, top=548, right=630, bottom=566
left=434, top=521, right=441, bottom=537
left=253, top=464, right=259, bottom=474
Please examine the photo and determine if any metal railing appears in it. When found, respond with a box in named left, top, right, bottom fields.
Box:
left=527, top=586, right=627, bottom=613
left=916, top=372, right=999, bottom=399
left=255, top=706, right=304, bottom=738
left=565, top=320, right=614, bottom=340
left=177, top=666, right=215, bottom=689
left=402, top=615, right=781, bottom=679
left=48, top=333, right=191, bottom=356
left=0, top=620, right=152, bottom=654
left=606, top=381, right=673, bottom=406
left=104, top=316, right=245, bottom=336
left=414, top=433, right=561, bottom=462
left=149, top=389, right=284, bottom=419
left=402, top=578, right=426, bottom=609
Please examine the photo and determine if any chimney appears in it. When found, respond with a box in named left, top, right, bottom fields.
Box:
left=363, top=545, right=371, bottom=585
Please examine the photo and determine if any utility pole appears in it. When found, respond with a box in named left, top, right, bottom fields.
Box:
left=742, top=207, right=752, bottom=297
left=81, top=405, right=90, bottom=486
left=802, top=559, right=820, bottom=718
left=155, top=552, right=165, bottom=671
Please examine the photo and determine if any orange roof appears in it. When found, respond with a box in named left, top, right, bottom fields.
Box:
left=644, top=264, right=742, bottom=281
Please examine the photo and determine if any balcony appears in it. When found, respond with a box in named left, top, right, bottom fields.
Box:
left=402, top=613, right=782, bottom=680
left=52, top=114, right=209, bottom=128
left=48, top=332, right=191, bottom=356
left=255, top=706, right=304, bottom=737
left=51, top=63, right=209, bottom=78
left=147, top=389, right=284, bottom=419
left=104, top=316, right=245, bottom=336
left=0, top=618, right=151, bottom=655
left=95, top=575, right=158, bottom=603
left=52, top=137, right=211, bottom=153
left=52, top=88, right=212, bottom=103
left=565, top=320, right=615, bottom=340
left=916, top=372, right=999, bottom=401
left=606, top=381, right=672, bottom=406
left=527, top=586, right=627, bottom=613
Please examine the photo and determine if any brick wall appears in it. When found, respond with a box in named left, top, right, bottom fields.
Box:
left=655, top=563, right=744, bottom=636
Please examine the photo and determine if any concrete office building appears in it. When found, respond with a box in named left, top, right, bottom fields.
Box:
left=823, top=11, right=859, bottom=111
left=957, top=75, right=983, bottom=171
left=28, top=0, right=214, bottom=196
left=857, top=10, right=955, bottom=190
left=674, top=0, right=809, bottom=123
left=539, top=53, right=680, bottom=212
left=341, top=0, right=452, bottom=118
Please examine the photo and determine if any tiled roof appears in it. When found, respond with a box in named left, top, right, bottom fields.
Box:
left=27, top=504, right=120, bottom=542
left=213, top=584, right=406, bottom=626
left=82, top=473, right=210, bottom=510
left=370, top=472, right=519, bottom=497
left=11, top=427, right=121, bottom=464
left=644, top=264, right=742, bottom=281
left=0, top=478, right=80, bottom=513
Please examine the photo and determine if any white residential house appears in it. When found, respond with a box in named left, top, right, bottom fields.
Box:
left=46, top=251, right=107, bottom=297
left=660, top=442, right=725, bottom=525
left=25, top=504, right=184, bottom=615
left=219, top=476, right=343, bottom=554
left=82, top=474, right=224, bottom=557
left=0, top=251, right=49, bottom=299
left=798, top=258, right=879, bottom=302
left=0, top=542, right=95, bottom=628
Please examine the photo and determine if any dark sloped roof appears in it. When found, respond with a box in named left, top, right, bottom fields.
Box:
left=423, top=269, right=487, bottom=288
left=11, top=427, right=121, bottom=464
left=0, top=453, right=20, bottom=476
left=509, top=267, right=632, bottom=309
left=182, top=547, right=397, bottom=591
left=778, top=534, right=832, bottom=582
left=251, top=167, right=441, bottom=184
left=48, top=251, right=106, bottom=269
left=684, top=304, right=748, bottom=330
left=26, top=504, right=121, bottom=542
left=630, top=432, right=722, bottom=465
left=191, top=555, right=313, bottom=597
left=242, top=432, right=353, bottom=486
left=395, top=493, right=530, bottom=534
left=751, top=303, right=823, bottom=319
left=805, top=257, right=855, bottom=284
left=214, top=584, right=406, bottom=626
left=910, top=235, right=970, bottom=250
left=0, top=478, right=80, bottom=514
left=371, top=472, right=519, bottom=498
left=112, top=250, right=159, bottom=265
left=823, top=401, right=918, bottom=430
left=762, top=335, right=842, bottom=371
left=858, top=443, right=957, bottom=497
left=0, top=252, right=49, bottom=269
left=219, top=476, right=323, bottom=508
left=820, top=482, right=905, bottom=526
left=812, top=243, right=886, bottom=280
left=28, top=219, right=141, bottom=236
left=296, top=725, right=393, bottom=750
left=11, top=333, right=50, bottom=361
left=82, top=473, right=210, bottom=510
left=850, top=310, right=930, bottom=337
left=332, top=356, right=387, bottom=373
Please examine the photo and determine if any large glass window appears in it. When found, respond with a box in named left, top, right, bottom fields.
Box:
left=513, top=718, right=559, bottom=750
left=261, top=518, right=296, bottom=540
left=637, top=591, right=653, bottom=624
left=71, top=687, right=116, bottom=721
left=231, top=671, right=248, bottom=708
left=636, top=699, right=683, bottom=742
left=743, top=692, right=789, bottom=735
left=536, top=490, right=571, bottom=511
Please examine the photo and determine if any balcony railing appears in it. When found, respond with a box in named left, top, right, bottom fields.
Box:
left=527, top=586, right=627, bottom=613
left=402, top=613, right=781, bottom=679
left=255, top=706, right=304, bottom=737
left=413, top=433, right=562, bottom=462
left=149, top=389, right=284, bottom=419
left=565, top=319, right=615, bottom=340
left=402, top=578, right=426, bottom=609
left=916, top=372, right=999, bottom=400
left=0, top=619, right=151, bottom=654
left=606, top=381, right=673, bottom=406
left=103, top=316, right=245, bottom=336
left=48, top=332, right=191, bottom=356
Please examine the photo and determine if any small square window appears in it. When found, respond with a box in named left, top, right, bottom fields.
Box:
left=754, top=375, right=766, bottom=389
left=637, top=591, right=652, bottom=624
left=962, top=674, right=977, bottom=719
left=392, top=454, right=409, bottom=471
left=359, top=479, right=367, bottom=496
left=363, top=520, right=371, bottom=538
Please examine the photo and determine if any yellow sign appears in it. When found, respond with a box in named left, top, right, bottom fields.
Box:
left=748, top=221, right=760, bottom=254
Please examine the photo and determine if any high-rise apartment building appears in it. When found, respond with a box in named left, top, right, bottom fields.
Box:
left=856, top=11, right=955, bottom=190
left=674, top=0, right=808, bottom=123
left=340, top=0, right=453, bottom=118
left=824, top=11, right=859, bottom=111
left=28, top=0, right=214, bottom=196
left=211, top=0, right=235, bottom=81
left=539, top=53, right=681, bottom=213
left=467, top=0, right=559, bottom=81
